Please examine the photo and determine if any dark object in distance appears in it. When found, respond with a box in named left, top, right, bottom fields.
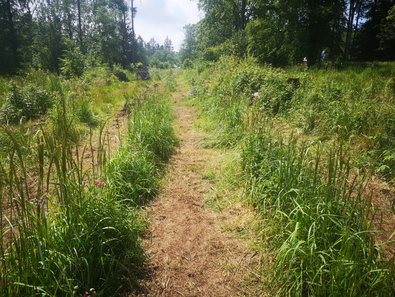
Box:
left=287, top=78, right=301, bottom=91
left=113, top=69, right=129, bottom=82
left=137, top=65, right=151, bottom=80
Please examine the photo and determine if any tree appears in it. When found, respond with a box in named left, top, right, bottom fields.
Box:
left=0, top=0, right=148, bottom=74
left=0, top=0, right=33, bottom=73
left=353, top=0, right=395, bottom=60
left=33, top=1, right=65, bottom=72
left=379, top=4, right=395, bottom=59
left=146, top=38, right=159, bottom=55
left=164, top=37, right=174, bottom=52
left=180, top=24, right=198, bottom=62
left=196, top=0, right=250, bottom=58
left=77, top=0, right=83, bottom=52
left=246, top=0, right=305, bottom=65
left=303, top=0, right=345, bottom=65
left=145, top=38, right=176, bottom=68
left=135, top=36, right=148, bottom=64
left=344, top=0, right=366, bottom=61
left=245, top=0, right=345, bottom=65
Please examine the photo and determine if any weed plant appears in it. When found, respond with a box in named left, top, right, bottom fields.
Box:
left=0, top=82, right=52, bottom=124
left=106, top=86, right=178, bottom=207
left=106, top=149, right=159, bottom=206
left=162, top=69, right=177, bottom=92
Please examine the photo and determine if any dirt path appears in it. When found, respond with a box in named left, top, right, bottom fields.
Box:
left=135, top=86, right=259, bottom=296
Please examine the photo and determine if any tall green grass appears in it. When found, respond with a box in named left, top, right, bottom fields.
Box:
left=190, top=57, right=395, bottom=180
left=188, top=58, right=395, bottom=296
left=242, top=131, right=394, bottom=296
left=0, top=75, right=176, bottom=296
left=128, top=91, right=177, bottom=163
left=106, top=87, right=177, bottom=207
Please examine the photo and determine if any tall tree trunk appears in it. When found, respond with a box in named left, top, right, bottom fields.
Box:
left=131, top=0, right=135, bottom=63
left=240, top=0, right=247, bottom=30
left=5, top=0, right=18, bottom=70
left=77, top=0, right=84, bottom=52
left=67, top=10, right=73, bottom=39
left=345, top=0, right=357, bottom=61
left=351, top=0, right=363, bottom=56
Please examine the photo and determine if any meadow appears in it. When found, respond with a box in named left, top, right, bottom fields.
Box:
left=187, top=57, right=395, bottom=296
left=1, top=57, right=394, bottom=296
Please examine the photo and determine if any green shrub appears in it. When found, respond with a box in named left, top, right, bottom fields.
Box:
left=162, top=70, right=177, bottom=92
left=76, top=99, right=99, bottom=127
left=0, top=82, right=52, bottom=124
left=60, top=39, right=85, bottom=78
left=182, top=58, right=193, bottom=69
left=112, top=65, right=130, bottom=82
left=190, top=57, right=395, bottom=295
left=0, top=77, right=176, bottom=297
left=0, top=182, right=145, bottom=296
left=191, top=57, right=395, bottom=178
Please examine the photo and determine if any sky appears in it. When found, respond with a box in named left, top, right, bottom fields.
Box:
left=134, top=0, right=202, bottom=52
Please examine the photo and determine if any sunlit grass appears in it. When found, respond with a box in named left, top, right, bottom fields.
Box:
left=0, top=68, right=177, bottom=296
left=188, top=59, right=395, bottom=296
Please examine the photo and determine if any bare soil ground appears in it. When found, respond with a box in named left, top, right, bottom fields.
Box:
left=135, top=89, right=260, bottom=297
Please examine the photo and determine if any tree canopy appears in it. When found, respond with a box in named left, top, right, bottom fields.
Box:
left=179, top=0, right=395, bottom=66
left=0, top=0, right=179, bottom=74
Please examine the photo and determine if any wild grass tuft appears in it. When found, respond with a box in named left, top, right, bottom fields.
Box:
left=128, top=90, right=177, bottom=165
left=242, top=132, right=394, bottom=296
left=106, top=148, right=159, bottom=206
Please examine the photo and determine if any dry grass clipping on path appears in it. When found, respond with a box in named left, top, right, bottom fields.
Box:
left=134, top=88, right=263, bottom=297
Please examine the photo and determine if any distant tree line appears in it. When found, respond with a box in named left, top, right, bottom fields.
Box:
left=0, top=0, right=178, bottom=75
left=180, top=0, right=395, bottom=66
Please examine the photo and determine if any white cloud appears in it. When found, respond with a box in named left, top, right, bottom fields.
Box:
left=134, top=0, right=202, bottom=51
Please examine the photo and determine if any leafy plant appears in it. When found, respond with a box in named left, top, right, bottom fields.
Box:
left=61, top=39, right=85, bottom=78
left=0, top=82, right=52, bottom=124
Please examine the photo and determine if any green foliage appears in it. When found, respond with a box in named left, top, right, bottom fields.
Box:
left=354, top=1, right=395, bottom=61
left=246, top=17, right=293, bottom=66
left=289, top=66, right=395, bottom=178
left=179, top=24, right=198, bottom=63
left=150, top=52, right=175, bottom=69
left=0, top=82, right=52, bottom=124
left=112, top=65, right=130, bottom=82
left=61, top=40, right=85, bottom=78
left=0, top=75, right=176, bottom=296
left=190, top=57, right=395, bottom=179
left=182, top=58, right=193, bottom=69
left=197, top=0, right=245, bottom=54
left=189, top=58, right=395, bottom=296
left=75, top=99, right=99, bottom=128
left=1, top=185, right=145, bottom=296
left=0, top=100, right=145, bottom=296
